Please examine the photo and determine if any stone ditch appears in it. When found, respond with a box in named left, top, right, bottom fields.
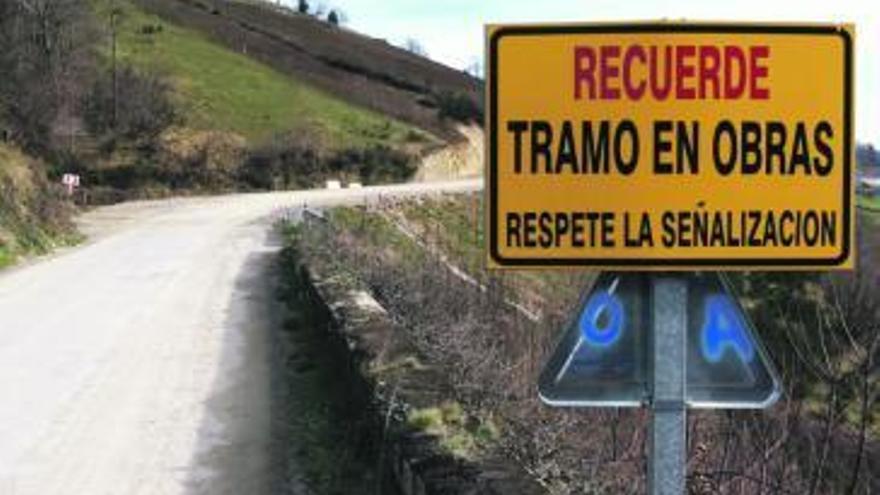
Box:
left=298, top=261, right=544, bottom=495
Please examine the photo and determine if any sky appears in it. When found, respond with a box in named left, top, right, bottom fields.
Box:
left=287, top=0, right=878, bottom=145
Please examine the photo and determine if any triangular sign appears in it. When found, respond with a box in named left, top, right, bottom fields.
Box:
left=538, top=272, right=781, bottom=409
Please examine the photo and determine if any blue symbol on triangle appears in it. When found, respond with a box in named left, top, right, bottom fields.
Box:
left=538, top=272, right=782, bottom=409
left=579, top=291, right=624, bottom=348
left=701, top=294, right=755, bottom=364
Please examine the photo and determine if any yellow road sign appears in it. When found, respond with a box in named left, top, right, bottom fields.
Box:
left=486, top=23, right=854, bottom=269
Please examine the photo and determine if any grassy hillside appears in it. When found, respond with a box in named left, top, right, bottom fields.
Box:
left=858, top=194, right=880, bottom=211
left=94, top=0, right=430, bottom=148
left=131, top=0, right=481, bottom=142
left=0, top=146, right=78, bottom=268
left=3, top=0, right=476, bottom=222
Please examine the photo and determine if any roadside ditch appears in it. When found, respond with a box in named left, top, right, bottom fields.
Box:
left=275, top=234, right=544, bottom=494
left=273, top=243, right=396, bottom=494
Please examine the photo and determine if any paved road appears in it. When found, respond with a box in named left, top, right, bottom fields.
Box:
left=0, top=180, right=480, bottom=495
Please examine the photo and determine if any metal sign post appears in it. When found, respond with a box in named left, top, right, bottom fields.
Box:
left=537, top=272, right=784, bottom=494
left=488, top=19, right=853, bottom=495
left=649, top=277, right=687, bottom=495
left=61, top=173, right=80, bottom=197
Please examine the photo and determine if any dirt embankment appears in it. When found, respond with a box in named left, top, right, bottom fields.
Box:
left=416, top=125, right=483, bottom=182
left=0, top=145, right=77, bottom=268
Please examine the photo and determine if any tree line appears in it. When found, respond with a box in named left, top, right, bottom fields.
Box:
left=293, top=0, right=347, bottom=26
left=0, top=0, right=423, bottom=202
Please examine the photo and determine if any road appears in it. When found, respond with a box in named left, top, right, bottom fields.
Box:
left=0, top=179, right=480, bottom=495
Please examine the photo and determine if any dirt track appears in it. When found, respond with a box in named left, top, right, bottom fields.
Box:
left=0, top=180, right=479, bottom=495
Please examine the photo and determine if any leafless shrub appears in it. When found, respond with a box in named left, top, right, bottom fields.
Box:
left=0, top=0, right=98, bottom=152
left=82, top=65, right=178, bottom=147
left=296, top=206, right=878, bottom=494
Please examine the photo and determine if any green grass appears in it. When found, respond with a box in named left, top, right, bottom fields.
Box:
left=403, top=196, right=483, bottom=272
left=0, top=210, right=82, bottom=270
left=0, top=145, right=81, bottom=270
left=275, top=246, right=389, bottom=493
left=330, top=207, right=424, bottom=262
left=407, top=402, right=500, bottom=460
left=857, top=193, right=880, bottom=211
left=0, top=246, right=14, bottom=269
left=321, top=196, right=589, bottom=320
left=93, top=0, right=428, bottom=147
left=400, top=195, right=589, bottom=308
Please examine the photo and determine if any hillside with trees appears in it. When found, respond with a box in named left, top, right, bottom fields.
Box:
left=0, top=0, right=482, bottom=265
left=0, top=0, right=481, bottom=202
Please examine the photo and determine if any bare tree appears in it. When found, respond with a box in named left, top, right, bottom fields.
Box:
left=0, top=0, right=96, bottom=151
left=82, top=65, right=177, bottom=146
left=465, top=59, right=484, bottom=79
left=403, top=38, right=427, bottom=57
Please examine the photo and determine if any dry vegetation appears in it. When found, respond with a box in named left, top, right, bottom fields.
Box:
left=292, top=194, right=878, bottom=494
left=0, top=145, right=78, bottom=268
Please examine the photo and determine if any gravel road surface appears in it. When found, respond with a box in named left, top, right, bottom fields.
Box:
left=0, top=180, right=480, bottom=495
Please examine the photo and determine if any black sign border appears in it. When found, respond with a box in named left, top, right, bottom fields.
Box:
left=488, top=23, right=853, bottom=268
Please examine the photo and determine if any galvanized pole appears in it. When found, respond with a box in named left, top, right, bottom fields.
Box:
left=649, top=277, right=687, bottom=495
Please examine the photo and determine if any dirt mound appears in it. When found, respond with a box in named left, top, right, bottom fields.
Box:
left=416, top=125, right=483, bottom=181
left=0, top=145, right=76, bottom=266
